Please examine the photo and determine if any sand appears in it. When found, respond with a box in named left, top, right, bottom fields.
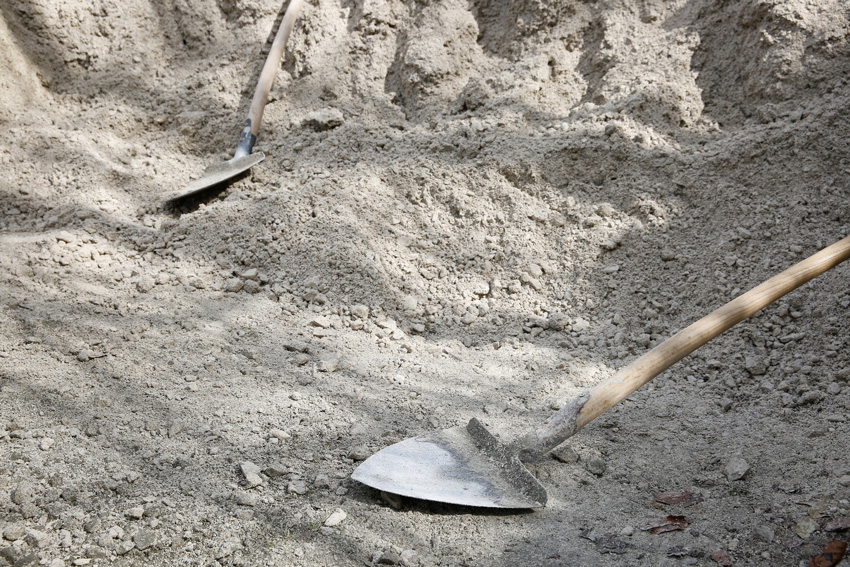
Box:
left=1, top=0, right=849, bottom=565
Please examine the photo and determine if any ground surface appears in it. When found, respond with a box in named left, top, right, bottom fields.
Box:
left=1, top=0, right=850, bottom=566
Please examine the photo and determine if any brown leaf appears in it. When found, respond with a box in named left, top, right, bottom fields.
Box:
left=808, top=541, right=847, bottom=567
left=653, top=491, right=701, bottom=507
left=710, top=550, right=732, bottom=566
left=646, top=515, right=689, bottom=534
left=825, top=518, right=850, bottom=532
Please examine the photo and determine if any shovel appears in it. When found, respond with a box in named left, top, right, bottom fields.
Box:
left=168, top=0, right=304, bottom=202
left=352, top=234, right=850, bottom=508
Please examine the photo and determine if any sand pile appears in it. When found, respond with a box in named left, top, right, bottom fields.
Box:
left=1, top=0, right=849, bottom=565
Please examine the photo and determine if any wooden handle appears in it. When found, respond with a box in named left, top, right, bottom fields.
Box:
left=514, top=234, right=850, bottom=459
left=234, top=0, right=304, bottom=157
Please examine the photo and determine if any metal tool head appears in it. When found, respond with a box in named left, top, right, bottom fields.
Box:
left=169, top=151, right=265, bottom=202
left=351, top=418, right=547, bottom=509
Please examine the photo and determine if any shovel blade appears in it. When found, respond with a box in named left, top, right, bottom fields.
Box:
left=170, top=152, right=265, bottom=201
left=351, top=418, right=547, bottom=509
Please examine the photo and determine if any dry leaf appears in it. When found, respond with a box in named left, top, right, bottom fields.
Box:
left=710, top=550, right=732, bottom=566
left=646, top=515, right=688, bottom=534
left=808, top=541, right=847, bottom=567
left=796, top=517, right=819, bottom=539
left=825, top=518, right=850, bottom=532
left=653, top=491, right=701, bottom=507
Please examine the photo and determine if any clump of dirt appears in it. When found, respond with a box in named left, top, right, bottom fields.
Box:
left=1, top=0, right=849, bottom=566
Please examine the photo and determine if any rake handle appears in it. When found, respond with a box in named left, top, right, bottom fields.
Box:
left=515, top=234, right=850, bottom=460
left=234, top=0, right=304, bottom=158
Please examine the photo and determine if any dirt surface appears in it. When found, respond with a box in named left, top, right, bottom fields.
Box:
left=2, top=0, right=850, bottom=565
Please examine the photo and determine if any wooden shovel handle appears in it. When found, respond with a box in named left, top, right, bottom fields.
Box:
left=234, top=0, right=304, bottom=157
left=515, top=234, right=850, bottom=459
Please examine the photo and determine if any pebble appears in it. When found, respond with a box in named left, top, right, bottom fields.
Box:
left=236, top=492, right=259, bottom=507
left=40, top=437, right=55, bottom=451
left=3, top=524, right=26, bottom=541
left=115, top=540, right=135, bottom=555
left=224, top=278, right=243, bottom=293
left=377, top=550, right=402, bottom=565
left=838, top=475, right=850, bottom=487
left=288, top=480, right=308, bottom=495
left=310, top=316, right=332, bottom=329
left=744, top=356, right=768, bottom=375
left=660, top=249, right=677, bottom=261
left=324, top=508, right=347, bottom=527
left=584, top=456, right=606, bottom=476
left=11, top=483, right=35, bottom=505
left=25, top=529, right=50, bottom=548
left=263, top=463, right=288, bottom=477
left=724, top=456, right=750, bottom=481
left=755, top=524, right=775, bottom=543
left=302, top=108, right=344, bottom=131
left=240, top=461, right=264, bottom=488
left=133, top=529, right=156, bottom=551
left=551, top=446, right=579, bottom=464
left=351, top=304, right=369, bottom=319
left=348, top=446, right=370, bottom=461
left=318, top=353, right=340, bottom=372
left=621, top=525, right=635, bottom=537
left=126, top=506, right=145, bottom=519
left=269, top=428, right=290, bottom=441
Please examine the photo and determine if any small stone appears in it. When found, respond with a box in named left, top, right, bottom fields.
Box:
left=240, top=461, right=264, bottom=488
left=133, top=529, right=156, bottom=551
left=377, top=550, right=402, bottom=565
left=136, top=276, right=155, bottom=293
left=755, top=525, right=775, bottom=543
left=744, top=356, right=768, bottom=376
left=269, top=428, right=290, bottom=441
left=310, top=316, right=332, bottom=329
left=241, top=268, right=258, bottom=280
left=302, top=108, right=344, bottom=131
left=838, top=475, right=850, bottom=487
left=287, top=480, right=308, bottom=495
left=460, top=312, right=478, bottom=325
left=236, top=492, right=259, bottom=507
left=115, top=540, right=135, bottom=555
left=401, top=296, right=418, bottom=311
left=827, top=382, right=842, bottom=395
left=526, top=263, right=543, bottom=278
left=584, top=456, right=606, bottom=476
left=318, top=353, right=340, bottom=372
left=548, top=312, right=570, bottom=332
left=11, top=483, right=35, bottom=505
left=724, top=456, right=750, bottom=481
left=263, top=463, right=288, bottom=477
left=25, top=529, right=50, bottom=548
left=215, top=538, right=242, bottom=560
left=126, top=506, right=145, bottom=519
left=40, top=437, right=55, bottom=451
left=224, top=278, right=244, bottom=293
left=351, top=304, right=369, bottom=319
left=621, top=525, right=635, bottom=537
left=48, top=559, right=64, bottom=567
left=551, top=446, right=579, bottom=464
left=3, top=525, right=25, bottom=541
left=72, top=559, right=91, bottom=566
left=798, top=391, right=822, bottom=405
left=348, top=446, right=370, bottom=461
left=324, top=508, right=347, bottom=527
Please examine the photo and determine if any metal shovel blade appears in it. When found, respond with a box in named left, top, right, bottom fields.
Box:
left=169, top=152, right=265, bottom=201
left=351, top=418, right=547, bottom=509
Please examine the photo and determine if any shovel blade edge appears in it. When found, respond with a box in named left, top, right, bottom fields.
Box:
left=351, top=419, right=547, bottom=509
